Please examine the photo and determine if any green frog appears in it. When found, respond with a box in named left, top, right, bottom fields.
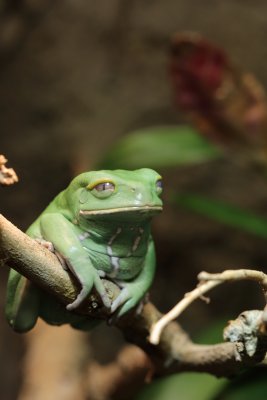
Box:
left=5, top=168, right=163, bottom=332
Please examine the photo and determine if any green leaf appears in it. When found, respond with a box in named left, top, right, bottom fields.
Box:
left=99, top=126, right=221, bottom=169
left=213, top=366, right=267, bottom=400
left=174, top=194, right=267, bottom=239
left=195, top=318, right=229, bottom=345
left=135, top=372, right=227, bottom=400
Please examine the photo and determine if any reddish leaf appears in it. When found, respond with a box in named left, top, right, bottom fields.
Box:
left=170, top=32, right=267, bottom=163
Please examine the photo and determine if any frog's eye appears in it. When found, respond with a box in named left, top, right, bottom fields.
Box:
left=89, top=181, right=115, bottom=198
left=155, top=179, right=163, bottom=195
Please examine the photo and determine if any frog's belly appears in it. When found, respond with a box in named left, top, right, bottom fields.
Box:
left=88, top=250, right=144, bottom=280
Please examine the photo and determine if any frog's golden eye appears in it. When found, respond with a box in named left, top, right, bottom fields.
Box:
left=155, top=179, right=163, bottom=195
left=89, top=181, right=115, bottom=198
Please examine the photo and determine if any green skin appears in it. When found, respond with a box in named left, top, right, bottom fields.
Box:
left=5, top=168, right=163, bottom=332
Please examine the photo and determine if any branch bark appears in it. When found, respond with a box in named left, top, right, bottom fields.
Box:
left=0, top=213, right=266, bottom=378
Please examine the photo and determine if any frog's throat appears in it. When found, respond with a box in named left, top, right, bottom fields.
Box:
left=79, top=206, right=162, bottom=216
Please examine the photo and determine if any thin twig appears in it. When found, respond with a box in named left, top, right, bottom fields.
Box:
left=149, top=279, right=222, bottom=344
left=199, top=269, right=267, bottom=290
left=150, top=269, right=267, bottom=345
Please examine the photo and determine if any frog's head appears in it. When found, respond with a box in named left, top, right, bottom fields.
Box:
left=65, top=168, right=163, bottom=222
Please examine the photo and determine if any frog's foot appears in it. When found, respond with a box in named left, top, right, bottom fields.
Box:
left=66, top=286, right=92, bottom=311
left=108, top=291, right=146, bottom=325
left=66, top=274, right=111, bottom=312
left=66, top=287, right=111, bottom=311
left=35, top=238, right=54, bottom=252
left=97, top=270, right=106, bottom=278
left=107, top=291, right=129, bottom=325
left=110, top=284, right=142, bottom=318
left=110, top=287, right=130, bottom=314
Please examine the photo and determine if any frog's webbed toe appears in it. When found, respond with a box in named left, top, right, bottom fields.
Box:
left=35, top=238, right=55, bottom=252
left=66, top=286, right=90, bottom=311
left=66, top=275, right=111, bottom=311
left=110, top=287, right=130, bottom=314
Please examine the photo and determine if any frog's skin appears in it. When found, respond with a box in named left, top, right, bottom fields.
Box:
left=5, top=168, right=163, bottom=332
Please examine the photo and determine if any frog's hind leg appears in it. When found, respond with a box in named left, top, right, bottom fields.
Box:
left=5, top=269, right=40, bottom=333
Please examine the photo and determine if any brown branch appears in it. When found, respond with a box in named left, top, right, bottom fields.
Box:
left=0, top=213, right=120, bottom=318
left=0, top=213, right=266, bottom=378
left=19, top=321, right=90, bottom=400
left=86, top=346, right=152, bottom=400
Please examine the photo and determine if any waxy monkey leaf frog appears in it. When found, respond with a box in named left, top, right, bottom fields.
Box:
left=5, top=169, right=163, bottom=332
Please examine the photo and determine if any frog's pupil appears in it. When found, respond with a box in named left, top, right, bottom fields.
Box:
left=156, top=179, right=162, bottom=189
left=95, top=182, right=114, bottom=191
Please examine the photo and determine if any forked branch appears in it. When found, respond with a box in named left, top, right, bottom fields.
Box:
left=150, top=269, right=267, bottom=345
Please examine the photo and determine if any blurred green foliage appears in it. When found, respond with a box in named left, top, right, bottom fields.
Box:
left=174, top=194, right=267, bottom=239
left=214, top=367, right=267, bottom=400
left=136, top=372, right=227, bottom=400
left=99, top=126, right=221, bottom=170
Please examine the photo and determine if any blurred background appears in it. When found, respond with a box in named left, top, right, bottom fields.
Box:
left=2, top=1, right=267, bottom=399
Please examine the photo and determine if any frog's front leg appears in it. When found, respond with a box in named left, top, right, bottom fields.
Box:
left=111, top=238, right=156, bottom=317
left=40, top=213, right=111, bottom=311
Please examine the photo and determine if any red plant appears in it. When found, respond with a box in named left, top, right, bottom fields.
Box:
left=170, top=32, right=267, bottom=162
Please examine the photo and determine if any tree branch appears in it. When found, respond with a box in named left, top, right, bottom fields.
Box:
left=150, top=269, right=267, bottom=345
left=86, top=345, right=153, bottom=400
left=0, top=213, right=266, bottom=377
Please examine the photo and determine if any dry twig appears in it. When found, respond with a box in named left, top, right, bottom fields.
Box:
left=0, top=155, right=18, bottom=186
left=150, top=269, right=267, bottom=345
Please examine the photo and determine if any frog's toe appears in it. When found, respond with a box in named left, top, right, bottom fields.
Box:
left=35, top=238, right=54, bottom=252
left=94, top=280, right=111, bottom=309
left=97, top=270, right=106, bottom=278
left=110, top=288, right=129, bottom=314
left=66, top=286, right=90, bottom=311
left=116, top=298, right=137, bottom=317
left=100, top=291, right=111, bottom=309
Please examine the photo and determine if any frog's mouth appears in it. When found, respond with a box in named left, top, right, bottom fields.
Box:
left=80, top=205, right=162, bottom=216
